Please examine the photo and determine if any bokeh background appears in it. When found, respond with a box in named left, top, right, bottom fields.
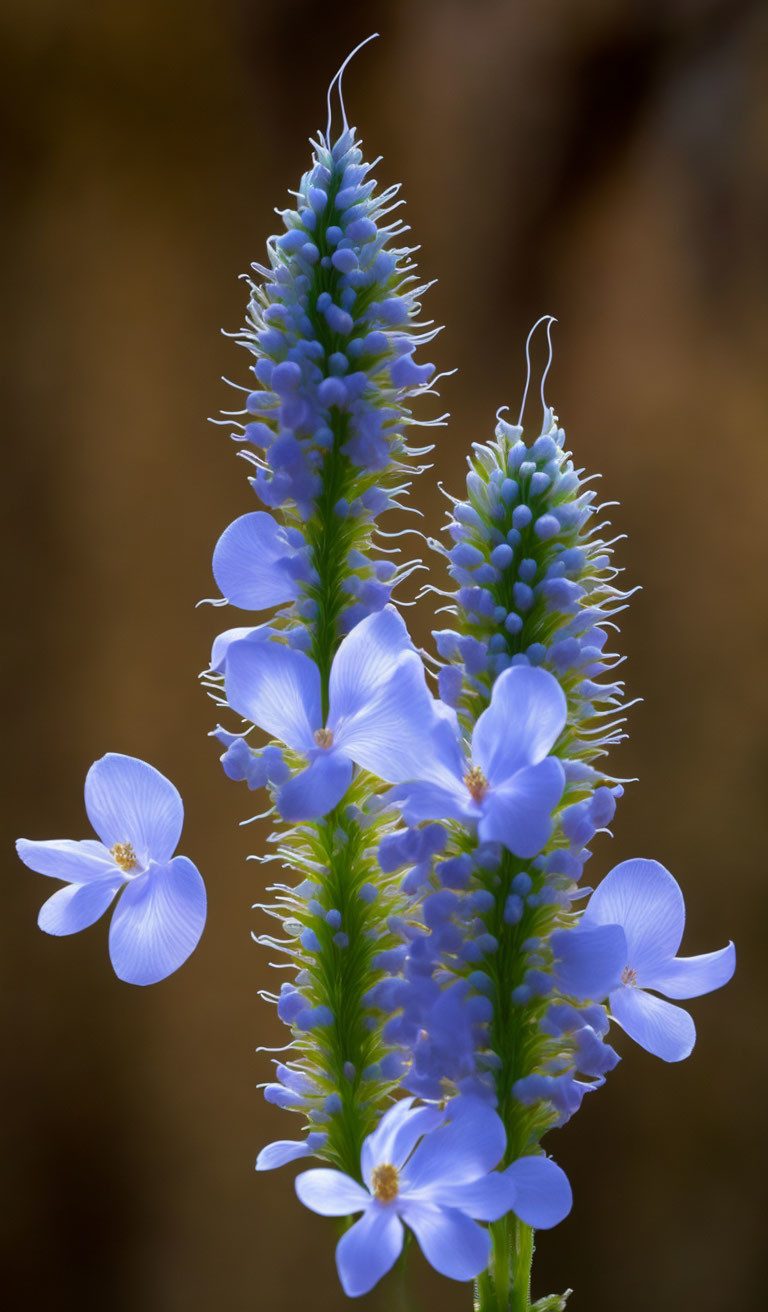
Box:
left=2, top=2, right=767, bottom=1309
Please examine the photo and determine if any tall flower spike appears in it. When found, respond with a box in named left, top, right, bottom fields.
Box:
left=367, top=323, right=632, bottom=1309
left=204, top=44, right=448, bottom=1185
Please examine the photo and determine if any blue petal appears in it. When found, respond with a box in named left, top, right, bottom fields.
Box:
left=295, top=1168, right=369, bottom=1216
left=583, top=859, right=685, bottom=982
left=329, top=607, right=414, bottom=716
left=428, top=1171, right=516, bottom=1222
left=225, top=641, right=320, bottom=754
left=16, top=838, right=115, bottom=882
left=108, top=855, right=206, bottom=986
left=503, top=1155, right=573, bottom=1228
left=276, top=752, right=353, bottom=822
left=402, top=1099, right=505, bottom=1188
left=38, top=877, right=124, bottom=936
left=329, top=608, right=447, bottom=783
left=551, top=924, right=626, bottom=1000
left=212, top=512, right=300, bottom=609
left=84, top=754, right=184, bottom=867
left=399, top=1201, right=490, bottom=1282
left=256, top=1139, right=319, bottom=1170
left=389, top=778, right=476, bottom=827
left=609, top=985, right=695, bottom=1061
left=651, top=942, right=736, bottom=999
left=472, top=666, right=567, bottom=784
left=478, top=758, right=565, bottom=858
left=210, top=625, right=274, bottom=675
left=335, top=1205, right=404, bottom=1297
left=361, top=1099, right=444, bottom=1187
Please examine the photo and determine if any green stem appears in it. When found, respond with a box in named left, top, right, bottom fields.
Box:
left=509, top=1219, right=533, bottom=1312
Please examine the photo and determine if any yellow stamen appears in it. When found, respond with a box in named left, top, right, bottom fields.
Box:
left=314, top=727, right=334, bottom=749
left=111, top=842, right=137, bottom=872
left=463, top=765, right=488, bottom=802
left=371, top=1163, right=399, bottom=1203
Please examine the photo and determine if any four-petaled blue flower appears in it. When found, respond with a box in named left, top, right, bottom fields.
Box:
left=295, top=1096, right=572, bottom=1297
left=389, top=666, right=567, bottom=858
left=224, top=606, right=444, bottom=821
left=583, top=858, right=736, bottom=1061
left=16, top=753, right=206, bottom=986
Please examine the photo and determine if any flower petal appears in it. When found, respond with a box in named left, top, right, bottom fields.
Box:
left=37, top=877, right=124, bottom=936
left=551, top=924, right=627, bottom=1000
left=400, top=1201, right=490, bottom=1282
left=108, top=855, right=206, bottom=986
left=276, top=752, right=353, bottom=822
left=335, top=1205, right=404, bottom=1297
left=583, top=859, right=685, bottom=981
left=210, top=625, right=274, bottom=675
left=212, top=512, right=300, bottom=609
left=427, top=1171, right=516, bottom=1222
left=329, top=609, right=450, bottom=784
left=295, top=1169, right=370, bottom=1217
left=361, top=1100, right=444, bottom=1187
left=503, top=1156, right=573, bottom=1229
left=403, top=1099, right=505, bottom=1189
left=329, top=607, right=414, bottom=715
left=390, top=779, right=477, bottom=827
left=16, top=838, right=115, bottom=883
left=472, top=666, right=567, bottom=782
left=225, top=641, right=320, bottom=754
left=478, top=758, right=565, bottom=858
left=651, top=942, right=736, bottom=1000
left=256, top=1139, right=319, bottom=1171
left=85, top=754, right=184, bottom=866
left=609, top=985, right=695, bottom=1062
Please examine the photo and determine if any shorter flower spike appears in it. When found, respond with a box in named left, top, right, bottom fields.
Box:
left=16, top=754, right=206, bottom=985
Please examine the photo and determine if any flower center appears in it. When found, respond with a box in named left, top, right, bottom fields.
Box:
left=111, top=841, right=137, bottom=872
left=463, top=765, right=488, bottom=802
left=371, top=1162, right=399, bottom=1203
left=314, top=727, right=334, bottom=749
left=621, top=965, right=637, bottom=986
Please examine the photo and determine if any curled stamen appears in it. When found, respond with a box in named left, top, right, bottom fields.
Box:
left=517, top=314, right=556, bottom=429
left=540, top=315, right=557, bottom=421
left=325, top=32, right=380, bottom=142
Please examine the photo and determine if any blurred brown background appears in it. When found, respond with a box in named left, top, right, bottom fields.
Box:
left=2, top=2, right=766, bottom=1309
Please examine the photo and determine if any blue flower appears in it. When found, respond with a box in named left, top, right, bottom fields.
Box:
left=390, top=666, right=567, bottom=858
left=224, top=606, right=441, bottom=820
left=582, top=858, right=735, bottom=1061
left=16, top=753, right=206, bottom=986
left=294, top=1096, right=571, bottom=1296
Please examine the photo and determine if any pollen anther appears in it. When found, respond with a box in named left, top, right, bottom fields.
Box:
left=621, top=965, right=637, bottom=986
left=371, top=1162, right=399, bottom=1203
left=463, top=764, right=488, bottom=802
left=314, top=727, right=334, bottom=749
left=111, top=841, right=137, bottom=871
